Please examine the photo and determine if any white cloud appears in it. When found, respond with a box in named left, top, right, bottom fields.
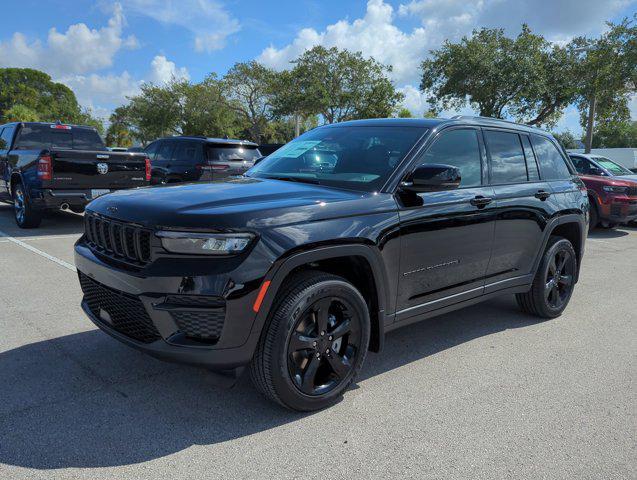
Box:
left=0, top=3, right=138, bottom=76
left=120, top=0, right=240, bottom=52
left=258, top=0, right=431, bottom=85
left=148, top=55, right=190, bottom=84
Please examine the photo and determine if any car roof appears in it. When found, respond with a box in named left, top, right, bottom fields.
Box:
left=323, top=116, right=550, bottom=135
left=0, top=121, right=97, bottom=130
left=158, top=136, right=259, bottom=147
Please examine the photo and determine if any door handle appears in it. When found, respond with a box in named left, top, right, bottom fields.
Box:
left=470, top=195, right=493, bottom=208
left=534, top=190, right=551, bottom=201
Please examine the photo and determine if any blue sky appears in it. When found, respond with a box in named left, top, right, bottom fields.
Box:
left=1, top=0, right=635, bottom=134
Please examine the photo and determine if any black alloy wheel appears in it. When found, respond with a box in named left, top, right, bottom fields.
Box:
left=516, top=236, right=577, bottom=319
left=250, top=272, right=370, bottom=411
left=287, top=296, right=362, bottom=396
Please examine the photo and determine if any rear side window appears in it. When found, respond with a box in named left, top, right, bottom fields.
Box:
left=521, top=135, right=540, bottom=181
left=485, top=130, right=527, bottom=184
left=532, top=135, right=572, bottom=180
left=421, top=129, right=482, bottom=187
left=172, top=141, right=202, bottom=165
left=14, top=125, right=105, bottom=151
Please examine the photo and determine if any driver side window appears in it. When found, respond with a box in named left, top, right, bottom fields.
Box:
left=420, top=129, right=482, bottom=187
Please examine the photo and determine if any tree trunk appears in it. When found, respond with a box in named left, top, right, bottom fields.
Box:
left=584, top=92, right=596, bottom=154
left=294, top=113, right=300, bottom=138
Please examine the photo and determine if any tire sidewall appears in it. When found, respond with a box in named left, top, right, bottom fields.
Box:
left=537, top=239, right=577, bottom=317
left=270, top=279, right=370, bottom=411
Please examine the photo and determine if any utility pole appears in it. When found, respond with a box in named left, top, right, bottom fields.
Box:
left=584, top=91, right=596, bottom=153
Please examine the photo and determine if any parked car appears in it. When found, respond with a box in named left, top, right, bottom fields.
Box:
left=0, top=122, right=151, bottom=228
left=144, top=136, right=261, bottom=184
left=75, top=117, right=587, bottom=411
left=258, top=143, right=284, bottom=156
left=568, top=153, right=637, bottom=230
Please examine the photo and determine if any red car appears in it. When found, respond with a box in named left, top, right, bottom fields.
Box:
left=569, top=153, right=637, bottom=230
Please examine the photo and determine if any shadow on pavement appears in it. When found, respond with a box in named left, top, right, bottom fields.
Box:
left=587, top=227, right=629, bottom=239
left=0, top=296, right=538, bottom=470
left=0, top=203, right=84, bottom=237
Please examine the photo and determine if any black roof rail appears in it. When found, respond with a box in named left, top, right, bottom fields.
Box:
left=450, top=115, right=542, bottom=130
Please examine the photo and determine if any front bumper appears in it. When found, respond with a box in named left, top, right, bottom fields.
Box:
left=75, top=242, right=264, bottom=370
left=599, top=195, right=637, bottom=223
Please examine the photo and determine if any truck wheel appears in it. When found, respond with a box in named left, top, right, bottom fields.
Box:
left=13, top=182, right=42, bottom=229
left=516, top=236, right=577, bottom=319
left=250, top=272, right=370, bottom=411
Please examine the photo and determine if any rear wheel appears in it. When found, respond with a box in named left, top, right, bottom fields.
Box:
left=516, top=236, right=577, bottom=319
left=12, top=182, right=42, bottom=229
left=250, top=272, right=370, bottom=411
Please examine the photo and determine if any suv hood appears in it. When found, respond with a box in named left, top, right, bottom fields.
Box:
left=88, top=177, right=384, bottom=229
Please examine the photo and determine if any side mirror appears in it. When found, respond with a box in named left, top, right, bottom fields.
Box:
left=400, top=164, right=461, bottom=193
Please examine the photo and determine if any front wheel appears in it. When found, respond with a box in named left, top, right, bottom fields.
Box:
left=250, top=272, right=370, bottom=411
left=13, top=182, right=42, bottom=228
left=516, top=236, right=577, bottom=319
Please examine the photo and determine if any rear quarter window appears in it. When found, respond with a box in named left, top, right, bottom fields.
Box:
left=531, top=135, right=572, bottom=180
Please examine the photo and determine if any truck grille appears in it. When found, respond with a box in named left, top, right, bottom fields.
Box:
left=79, top=272, right=161, bottom=344
left=84, top=213, right=152, bottom=266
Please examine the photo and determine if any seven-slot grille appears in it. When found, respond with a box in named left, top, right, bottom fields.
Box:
left=84, top=212, right=152, bottom=265
left=79, top=272, right=161, bottom=343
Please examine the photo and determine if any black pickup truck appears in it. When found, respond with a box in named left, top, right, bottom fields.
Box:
left=0, top=122, right=151, bottom=228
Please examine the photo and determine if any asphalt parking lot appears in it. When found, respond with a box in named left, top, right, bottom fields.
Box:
left=0, top=202, right=635, bottom=480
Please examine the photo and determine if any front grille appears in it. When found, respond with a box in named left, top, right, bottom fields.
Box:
left=84, top=213, right=152, bottom=266
left=79, top=273, right=161, bottom=343
left=628, top=186, right=637, bottom=196
left=171, top=309, right=225, bottom=341
left=610, top=204, right=623, bottom=217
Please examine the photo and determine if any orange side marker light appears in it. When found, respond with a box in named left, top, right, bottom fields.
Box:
left=253, top=280, right=271, bottom=313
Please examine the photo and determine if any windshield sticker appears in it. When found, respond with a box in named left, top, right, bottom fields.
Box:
left=274, top=141, right=322, bottom=158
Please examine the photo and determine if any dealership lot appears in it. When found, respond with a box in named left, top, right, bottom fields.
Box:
left=0, top=203, right=634, bottom=479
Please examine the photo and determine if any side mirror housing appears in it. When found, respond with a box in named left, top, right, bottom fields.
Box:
left=400, top=164, right=461, bottom=193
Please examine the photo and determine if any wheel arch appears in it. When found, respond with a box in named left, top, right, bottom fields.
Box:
left=534, top=214, right=586, bottom=283
left=254, top=244, right=390, bottom=353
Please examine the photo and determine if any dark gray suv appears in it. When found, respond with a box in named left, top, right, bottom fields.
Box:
left=144, top=136, right=261, bottom=185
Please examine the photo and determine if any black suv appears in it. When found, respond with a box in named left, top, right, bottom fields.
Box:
left=75, top=117, right=588, bottom=411
left=144, top=136, right=261, bottom=184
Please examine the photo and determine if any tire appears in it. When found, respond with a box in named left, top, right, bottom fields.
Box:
left=516, top=236, right=577, bottom=319
left=588, top=197, right=598, bottom=232
left=12, top=182, right=42, bottom=229
left=250, top=271, right=370, bottom=411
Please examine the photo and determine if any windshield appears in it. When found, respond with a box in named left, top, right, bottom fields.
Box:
left=594, top=157, right=633, bottom=176
left=14, top=125, right=106, bottom=151
left=207, top=145, right=261, bottom=162
left=246, top=125, right=427, bottom=192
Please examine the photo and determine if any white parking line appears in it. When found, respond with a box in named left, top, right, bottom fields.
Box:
left=0, top=229, right=76, bottom=272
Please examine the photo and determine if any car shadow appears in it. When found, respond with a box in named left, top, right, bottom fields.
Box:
left=587, top=228, right=629, bottom=239
left=0, top=203, right=84, bottom=237
left=0, top=296, right=539, bottom=470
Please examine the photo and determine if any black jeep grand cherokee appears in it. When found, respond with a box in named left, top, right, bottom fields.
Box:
left=75, top=117, right=588, bottom=411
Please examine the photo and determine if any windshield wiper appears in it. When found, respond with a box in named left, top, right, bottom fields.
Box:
left=264, top=175, right=321, bottom=185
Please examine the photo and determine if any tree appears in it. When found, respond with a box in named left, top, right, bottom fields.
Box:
left=221, top=61, right=278, bottom=143
left=571, top=17, right=637, bottom=152
left=0, top=68, right=84, bottom=123
left=552, top=130, right=581, bottom=149
left=396, top=107, right=413, bottom=118
left=420, top=26, right=577, bottom=126
left=277, top=46, right=404, bottom=124
left=105, top=106, right=134, bottom=147
left=3, top=104, right=40, bottom=122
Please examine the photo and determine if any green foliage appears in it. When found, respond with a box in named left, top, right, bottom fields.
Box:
left=277, top=46, right=403, bottom=124
left=592, top=119, right=637, bottom=148
left=3, top=104, right=40, bottom=122
left=0, top=68, right=84, bottom=123
left=552, top=130, right=581, bottom=149
left=420, top=25, right=578, bottom=126
left=396, top=107, right=413, bottom=118
left=572, top=17, right=637, bottom=136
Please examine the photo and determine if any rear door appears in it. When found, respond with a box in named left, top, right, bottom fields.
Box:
left=0, top=125, right=16, bottom=193
left=171, top=140, right=203, bottom=182
left=483, top=129, right=554, bottom=291
left=151, top=140, right=175, bottom=184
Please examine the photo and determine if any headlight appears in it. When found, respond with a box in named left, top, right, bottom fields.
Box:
left=602, top=185, right=628, bottom=194
left=156, top=231, right=255, bottom=255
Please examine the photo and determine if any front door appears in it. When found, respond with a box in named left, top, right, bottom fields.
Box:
left=395, top=127, right=497, bottom=321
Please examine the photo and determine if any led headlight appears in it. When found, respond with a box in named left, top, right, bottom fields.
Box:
left=602, top=185, right=628, bottom=194
left=156, top=231, right=254, bottom=255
